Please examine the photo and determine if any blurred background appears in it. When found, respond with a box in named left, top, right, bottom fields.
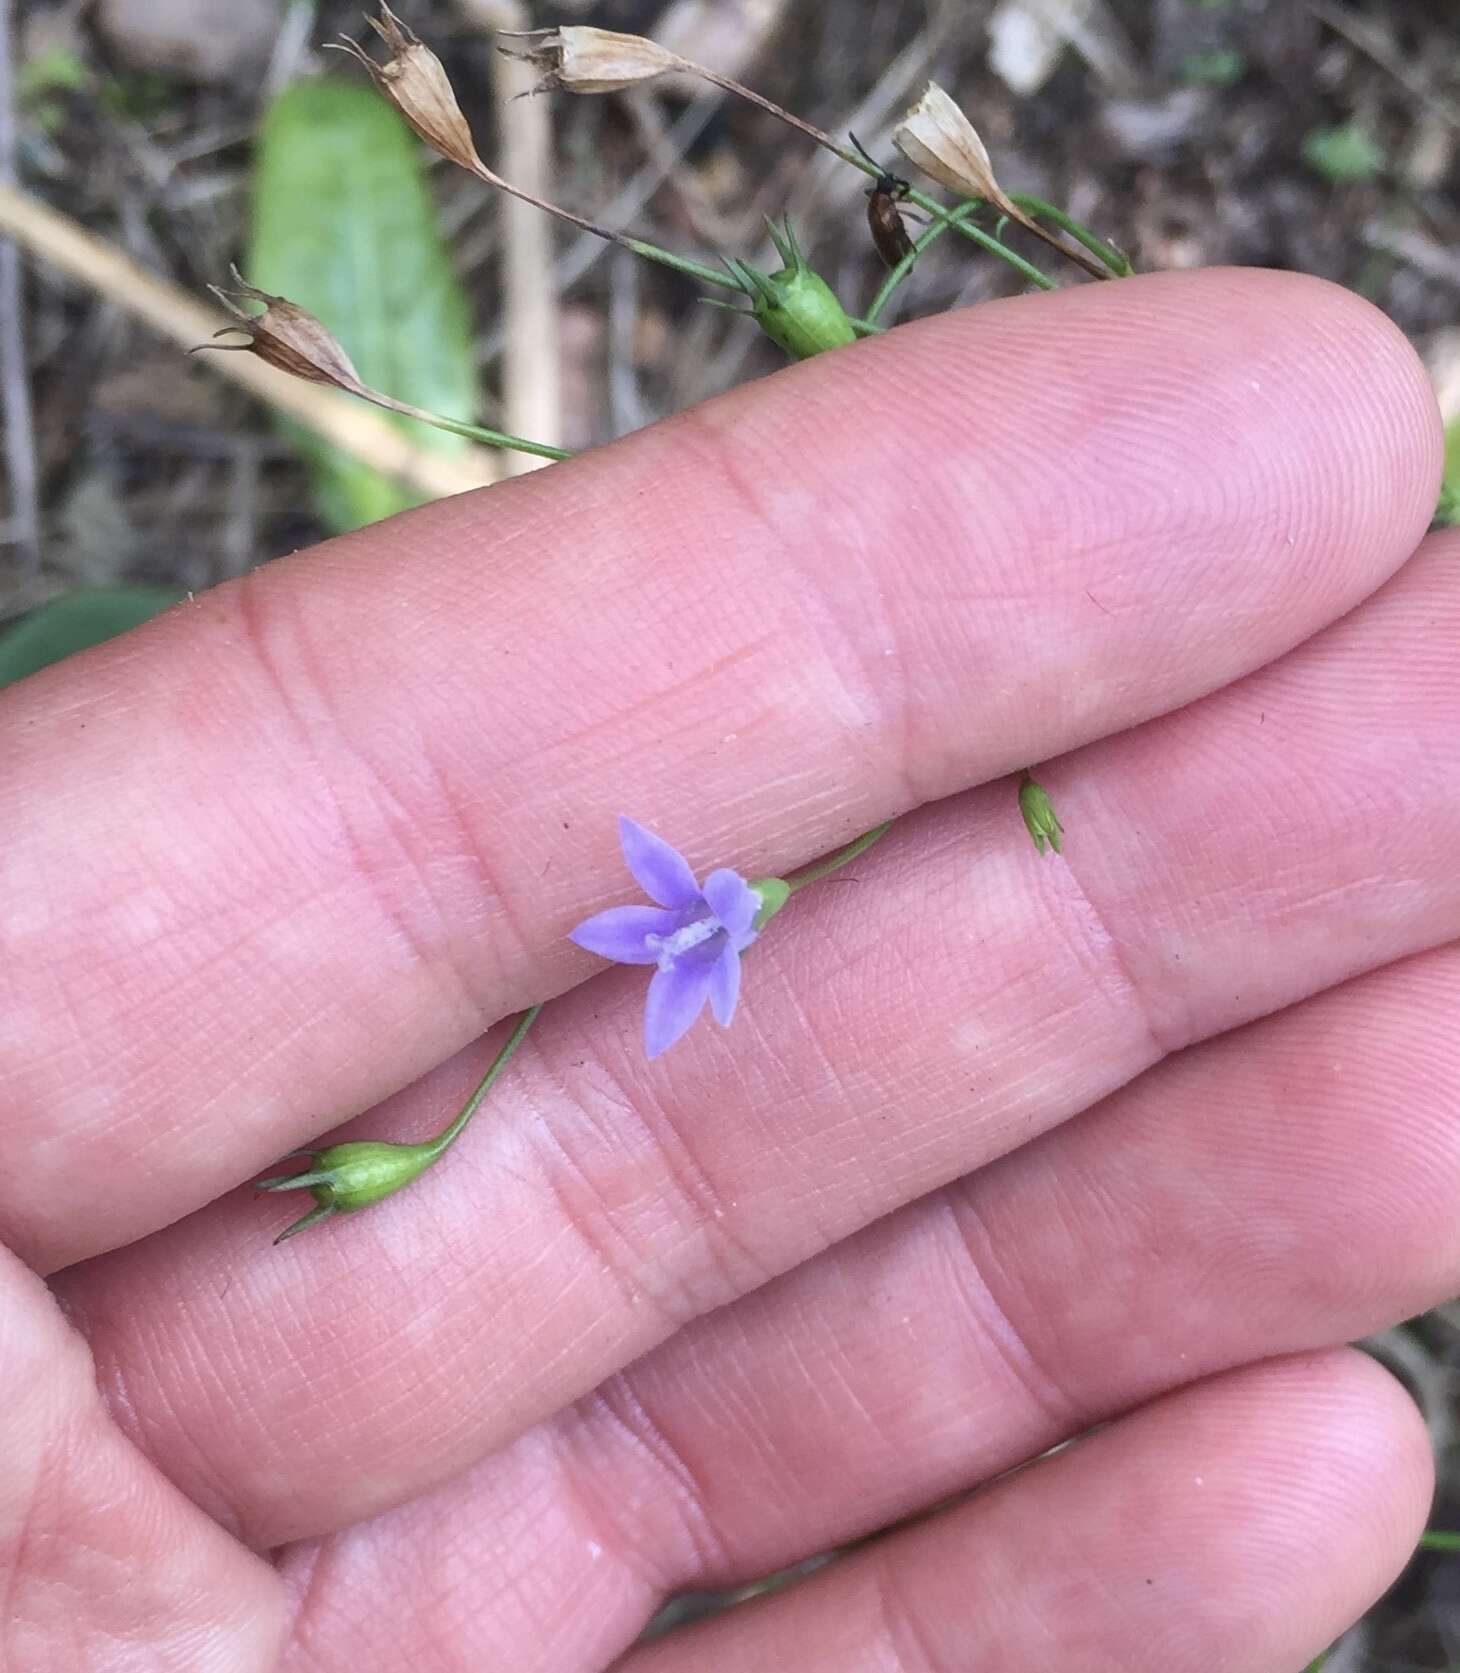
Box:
left=2, top=0, right=1459, bottom=1663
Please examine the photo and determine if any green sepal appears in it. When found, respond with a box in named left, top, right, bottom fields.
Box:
left=258, top=1138, right=441, bottom=1243
left=1019, top=774, right=1065, bottom=857
left=724, top=220, right=858, bottom=361
left=750, top=877, right=792, bottom=930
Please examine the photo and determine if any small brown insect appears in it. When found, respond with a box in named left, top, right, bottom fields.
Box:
left=851, top=132, right=914, bottom=268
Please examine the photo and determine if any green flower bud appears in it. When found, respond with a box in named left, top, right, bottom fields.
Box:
left=725, top=219, right=857, bottom=361
left=256, top=1139, right=439, bottom=1243
left=750, top=876, right=792, bottom=930
left=1019, top=773, right=1064, bottom=857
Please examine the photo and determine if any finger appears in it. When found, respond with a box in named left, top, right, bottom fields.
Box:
left=271, top=940, right=1460, bottom=1673
left=3, top=269, right=1440, bottom=1269
left=0, top=1242, right=284, bottom=1669
left=614, top=1353, right=1429, bottom=1673
left=61, top=539, right=1460, bottom=1550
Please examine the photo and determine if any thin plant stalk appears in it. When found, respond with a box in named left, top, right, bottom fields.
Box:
left=372, top=400, right=572, bottom=462
left=423, top=1004, right=544, bottom=1160
left=670, top=59, right=1105, bottom=283
left=866, top=200, right=1001, bottom=323
left=785, top=822, right=893, bottom=893
left=1010, top=195, right=1132, bottom=276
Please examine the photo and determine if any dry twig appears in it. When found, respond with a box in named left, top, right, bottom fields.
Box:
left=479, top=0, right=562, bottom=475
left=0, top=182, right=500, bottom=502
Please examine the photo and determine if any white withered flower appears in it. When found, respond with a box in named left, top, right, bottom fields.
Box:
left=893, top=82, right=1019, bottom=220
left=501, top=26, right=684, bottom=96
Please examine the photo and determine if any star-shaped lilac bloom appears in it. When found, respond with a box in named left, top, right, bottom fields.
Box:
left=569, top=817, right=762, bottom=1059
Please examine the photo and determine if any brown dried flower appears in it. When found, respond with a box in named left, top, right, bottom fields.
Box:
left=203, top=275, right=372, bottom=395
left=892, top=82, right=1021, bottom=221
left=333, top=5, right=488, bottom=174
left=499, top=26, right=684, bottom=96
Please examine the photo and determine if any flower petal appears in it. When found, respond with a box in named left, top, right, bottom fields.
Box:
left=703, top=867, right=758, bottom=940
left=706, top=942, right=742, bottom=1027
left=643, top=959, right=714, bottom=1058
left=569, top=904, right=682, bottom=965
left=618, top=816, right=701, bottom=907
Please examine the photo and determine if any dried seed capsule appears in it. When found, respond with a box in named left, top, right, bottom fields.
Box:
left=893, top=82, right=1017, bottom=219
left=499, top=26, right=683, bottom=95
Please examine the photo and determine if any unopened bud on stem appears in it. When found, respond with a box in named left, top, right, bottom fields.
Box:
left=1019, top=773, right=1065, bottom=857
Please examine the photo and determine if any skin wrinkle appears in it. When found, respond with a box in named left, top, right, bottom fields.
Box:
left=669, top=405, right=901, bottom=796
left=357, top=710, right=526, bottom=1034
left=526, top=1104, right=685, bottom=1338
left=569, top=1379, right=731, bottom=1585
left=549, top=1047, right=778, bottom=1314
left=934, top=1192, right=1082, bottom=1436
left=1041, top=822, right=1176, bottom=1061
left=231, top=570, right=485, bottom=1025
left=870, top=1544, right=956, bottom=1673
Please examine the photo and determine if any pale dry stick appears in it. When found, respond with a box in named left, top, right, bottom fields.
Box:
left=0, top=182, right=500, bottom=501
left=0, top=0, right=40, bottom=576
left=481, top=0, right=562, bottom=476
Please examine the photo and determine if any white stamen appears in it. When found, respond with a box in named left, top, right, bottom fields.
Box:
left=645, top=915, right=720, bottom=970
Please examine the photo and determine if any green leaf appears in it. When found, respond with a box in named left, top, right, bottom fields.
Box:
left=1437, top=420, right=1460, bottom=527
left=249, top=77, right=480, bottom=532
left=0, top=586, right=182, bottom=687
left=1180, top=48, right=1246, bottom=87
left=1301, top=123, right=1386, bottom=186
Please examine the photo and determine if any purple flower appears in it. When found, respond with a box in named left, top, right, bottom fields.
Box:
left=570, top=817, right=764, bottom=1059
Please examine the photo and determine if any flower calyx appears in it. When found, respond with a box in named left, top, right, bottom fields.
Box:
left=723, top=219, right=858, bottom=361
left=256, top=1139, right=439, bottom=1243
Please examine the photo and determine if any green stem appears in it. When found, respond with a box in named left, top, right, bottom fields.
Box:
left=390, top=405, right=574, bottom=462
left=904, top=186, right=1055, bottom=290
left=621, top=235, right=744, bottom=293
left=865, top=200, right=988, bottom=324
left=1420, top=1529, right=1460, bottom=1552
left=833, top=147, right=1057, bottom=290
left=785, top=821, right=894, bottom=893
left=1009, top=195, right=1133, bottom=276
left=422, top=1005, right=543, bottom=1161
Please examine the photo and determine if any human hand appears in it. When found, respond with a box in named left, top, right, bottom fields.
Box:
left=3, top=268, right=1456, bottom=1671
